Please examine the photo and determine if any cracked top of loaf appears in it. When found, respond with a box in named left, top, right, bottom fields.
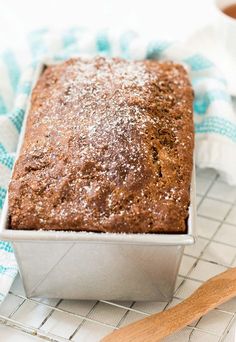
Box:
left=9, top=57, right=194, bottom=233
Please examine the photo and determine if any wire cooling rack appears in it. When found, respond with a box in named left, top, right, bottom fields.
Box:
left=1, top=168, right=236, bottom=341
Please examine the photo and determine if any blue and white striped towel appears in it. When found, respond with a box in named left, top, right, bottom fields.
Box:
left=0, top=28, right=236, bottom=303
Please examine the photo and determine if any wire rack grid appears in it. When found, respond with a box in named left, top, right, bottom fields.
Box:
left=1, top=168, right=236, bottom=342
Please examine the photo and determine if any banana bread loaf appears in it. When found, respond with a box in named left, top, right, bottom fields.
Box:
left=9, top=57, right=194, bottom=233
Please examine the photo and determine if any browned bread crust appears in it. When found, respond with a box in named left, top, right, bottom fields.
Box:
left=9, top=57, right=194, bottom=233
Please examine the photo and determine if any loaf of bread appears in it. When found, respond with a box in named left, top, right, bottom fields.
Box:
left=9, top=57, right=194, bottom=233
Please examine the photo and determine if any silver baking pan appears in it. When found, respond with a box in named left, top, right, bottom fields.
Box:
left=0, top=62, right=196, bottom=301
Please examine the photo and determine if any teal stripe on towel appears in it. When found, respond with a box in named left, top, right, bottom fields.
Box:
left=184, top=54, right=214, bottom=71
left=0, top=154, right=14, bottom=169
left=195, top=116, right=236, bottom=142
left=96, top=31, right=111, bottom=55
left=194, top=89, right=231, bottom=115
left=2, top=50, right=21, bottom=93
left=9, top=108, right=24, bottom=133
left=0, top=95, right=7, bottom=114
left=0, top=265, right=18, bottom=278
left=0, top=187, right=6, bottom=209
left=0, top=241, right=13, bottom=253
left=146, top=40, right=170, bottom=59
left=0, top=144, right=6, bottom=154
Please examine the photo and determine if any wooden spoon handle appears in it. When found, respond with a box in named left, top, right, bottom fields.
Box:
left=102, top=268, right=236, bottom=342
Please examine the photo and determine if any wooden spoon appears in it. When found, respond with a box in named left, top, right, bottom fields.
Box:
left=102, top=267, right=236, bottom=342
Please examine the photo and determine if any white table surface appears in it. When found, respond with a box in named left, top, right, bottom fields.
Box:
left=1, top=0, right=236, bottom=341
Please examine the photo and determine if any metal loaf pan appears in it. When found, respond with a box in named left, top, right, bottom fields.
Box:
left=0, top=62, right=196, bottom=301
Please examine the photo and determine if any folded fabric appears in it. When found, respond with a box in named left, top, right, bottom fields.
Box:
left=0, top=28, right=236, bottom=303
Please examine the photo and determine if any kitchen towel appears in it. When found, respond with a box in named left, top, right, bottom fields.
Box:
left=0, top=28, right=236, bottom=303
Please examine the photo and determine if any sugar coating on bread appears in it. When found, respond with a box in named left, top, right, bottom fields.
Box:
left=9, top=57, right=194, bottom=233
